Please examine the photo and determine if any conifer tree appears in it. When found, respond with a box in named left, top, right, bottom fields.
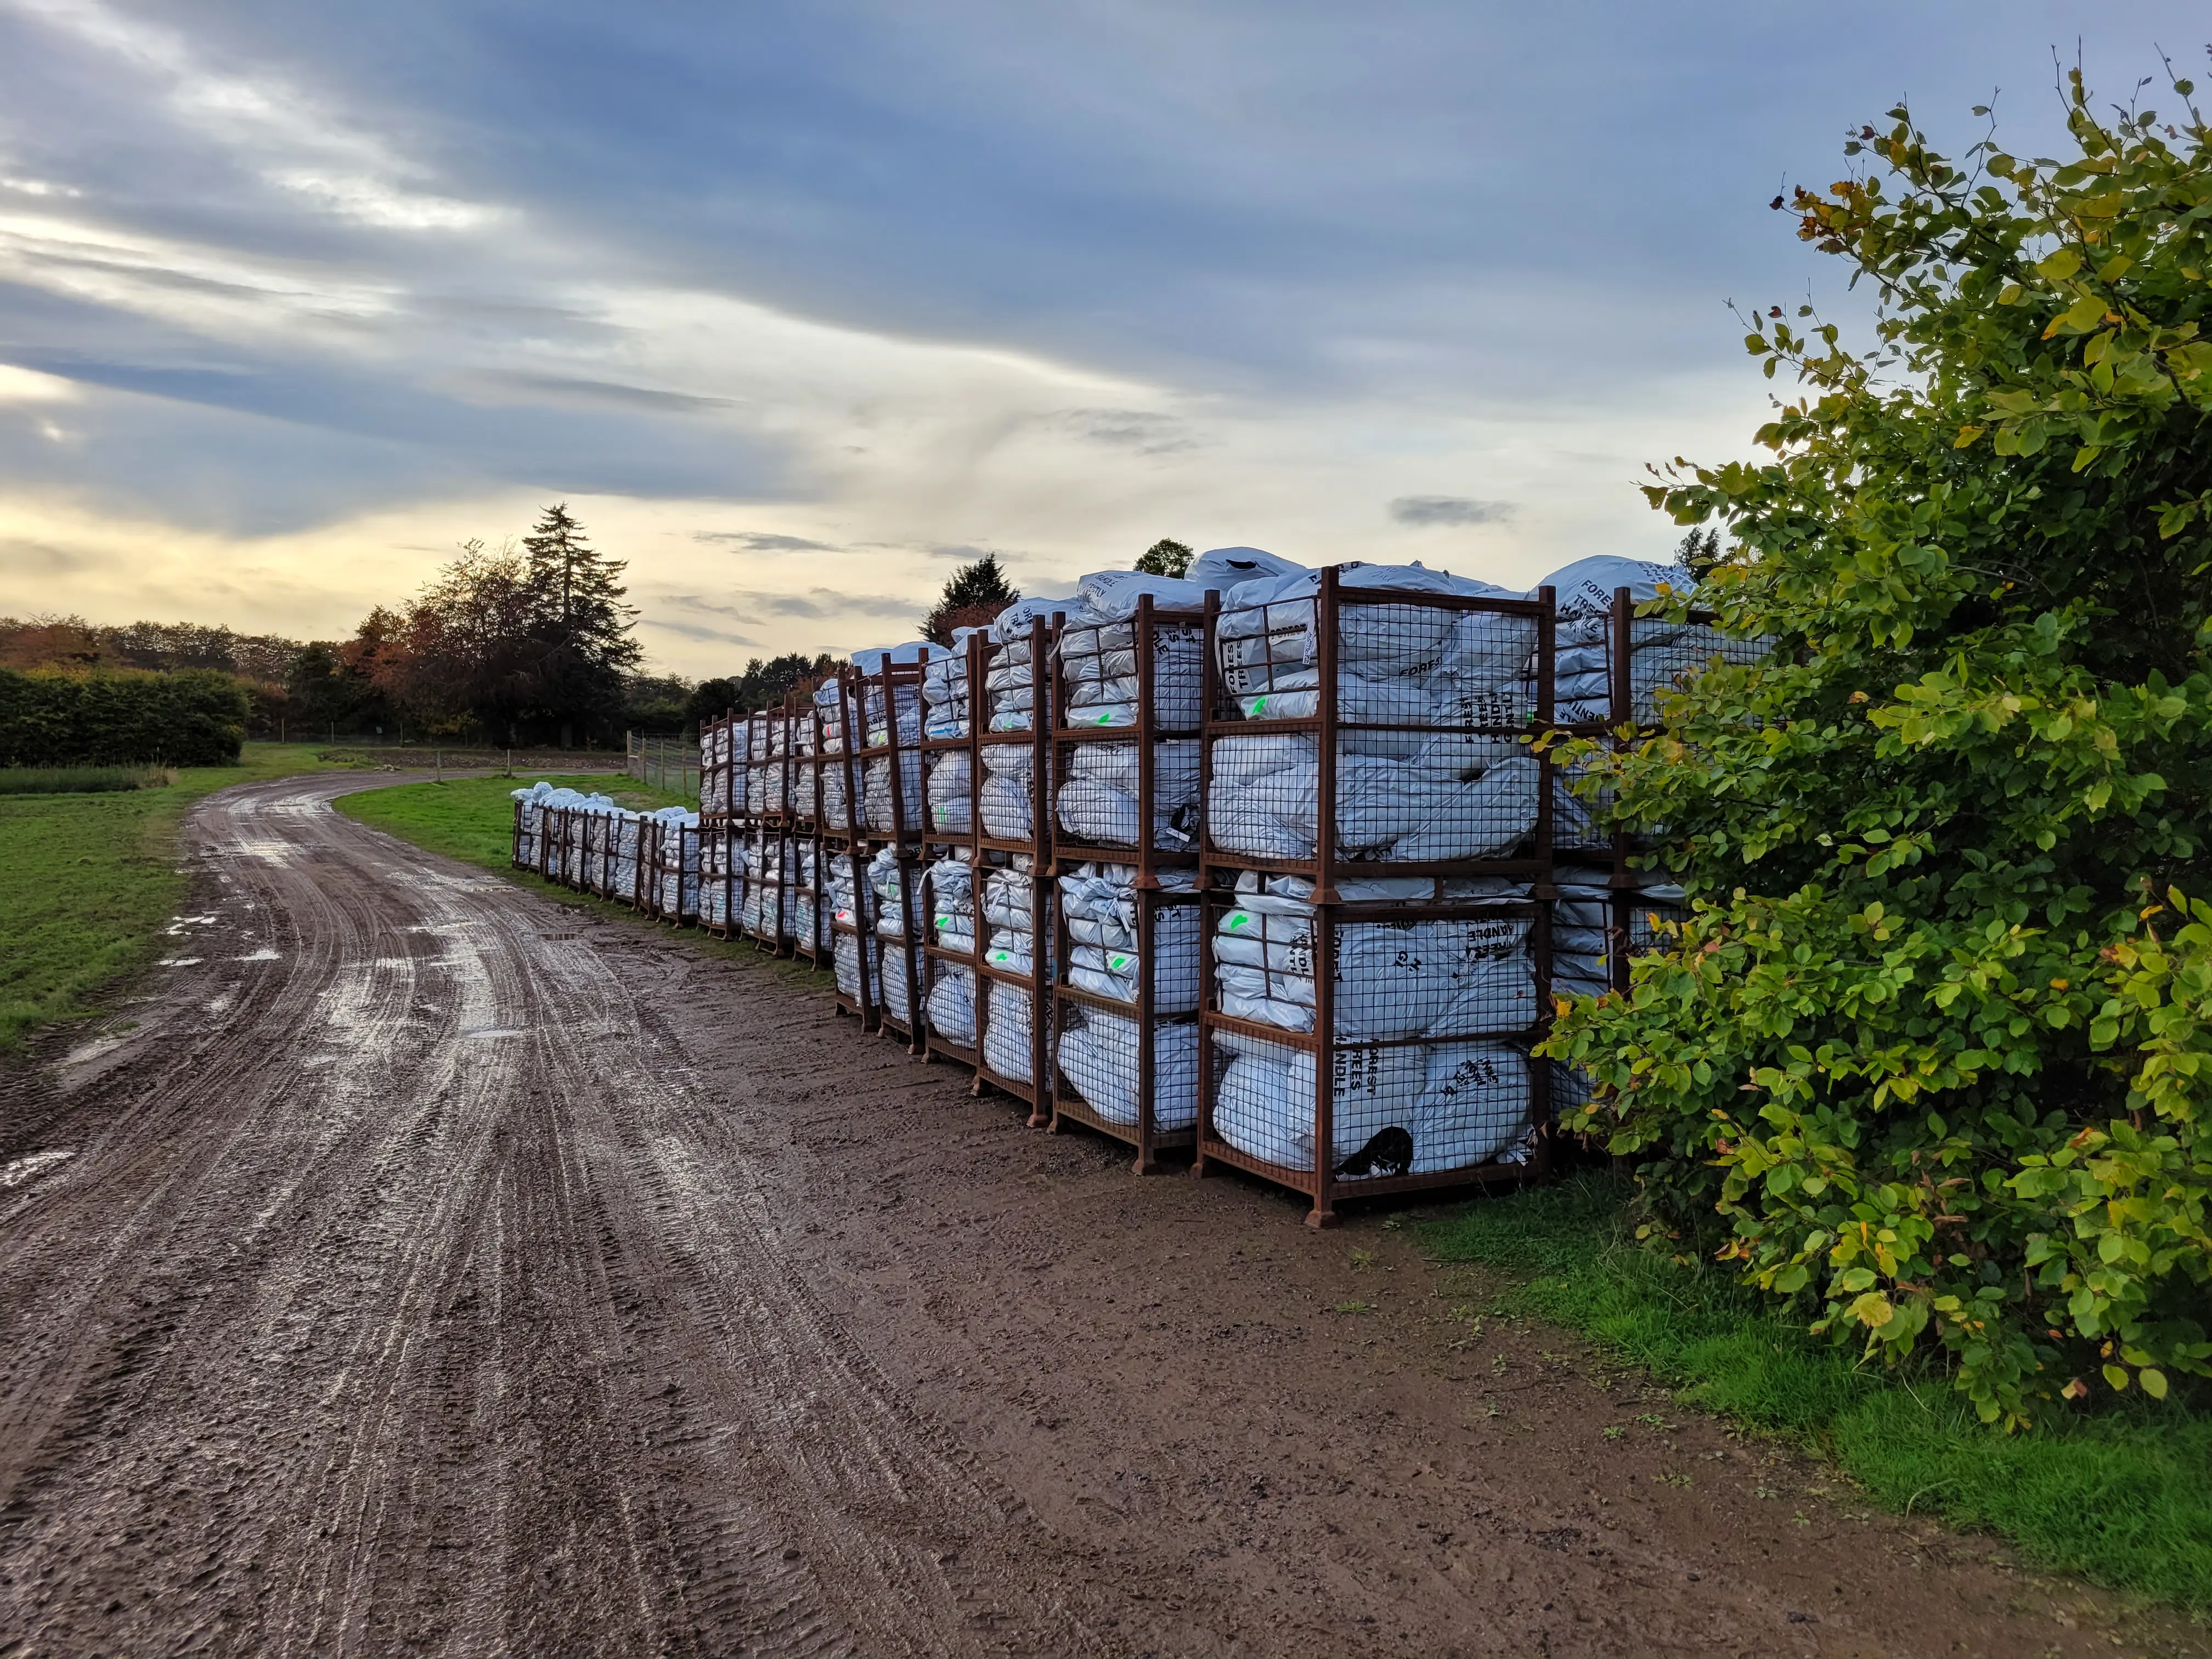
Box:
left=921, top=554, right=1019, bottom=644
left=521, top=504, right=640, bottom=746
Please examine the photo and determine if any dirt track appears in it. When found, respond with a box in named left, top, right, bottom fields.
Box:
left=0, top=773, right=2198, bottom=1657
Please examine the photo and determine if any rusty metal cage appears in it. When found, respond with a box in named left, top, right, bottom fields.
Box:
left=918, top=631, right=984, bottom=1070
left=972, top=617, right=1057, bottom=1121
left=783, top=691, right=831, bottom=968
left=820, top=670, right=881, bottom=1028
left=1046, top=593, right=1206, bottom=1169
left=854, top=654, right=929, bottom=1051
left=1194, top=568, right=1560, bottom=1226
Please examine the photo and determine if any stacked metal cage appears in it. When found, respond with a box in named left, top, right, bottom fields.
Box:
left=1047, top=592, right=1207, bottom=1171
left=1194, top=568, right=1559, bottom=1227
left=488, top=550, right=1797, bottom=1228
left=917, top=631, right=985, bottom=1071
left=820, top=668, right=883, bottom=1029
left=972, top=615, right=1058, bottom=1121
left=855, top=652, right=930, bottom=1050
left=699, top=711, right=741, bottom=935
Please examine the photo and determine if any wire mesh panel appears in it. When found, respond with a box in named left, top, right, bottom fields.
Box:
left=738, top=826, right=781, bottom=947
left=1197, top=876, right=1550, bottom=1226
left=820, top=670, right=879, bottom=1023
left=974, top=856, right=1053, bottom=1119
left=1195, top=567, right=1560, bottom=1225
left=1040, top=592, right=1207, bottom=1165
left=580, top=810, right=610, bottom=896
left=860, top=662, right=926, bottom=842
left=1049, top=862, right=1203, bottom=1170
left=557, top=807, right=584, bottom=888
left=783, top=693, right=828, bottom=967
left=913, top=631, right=983, bottom=1065
left=700, top=713, right=738, bottom=817
left=646, top=817, right=701, bottom=924
left=966, top=615, right=1057, bottom=1118
left=511, top=798, right=535, bottom=870
left=699, top=819, right=736, bottom=931
left=612, top=810, right=642, bottom=906
left=919, top=850, right=981, bottom=1065
left=827, top=832, right=880, bottom=1028
left=1204, top=569, right=1554, bottom=883
left=867, top=843, right=927, bottom=1051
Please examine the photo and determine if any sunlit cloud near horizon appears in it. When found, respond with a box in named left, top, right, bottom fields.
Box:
left=0, top=0, right=2200, bottom=673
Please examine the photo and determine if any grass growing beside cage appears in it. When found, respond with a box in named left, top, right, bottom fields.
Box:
left=0, top=765, right=177, bottom=795
left=0, top=743, right=362, bottom=1049
left=338, top=773, right=796, bottom=975
left=337, top=774, right=687, bottom=875
left=1415, top=1175, right=2212, bottom=1610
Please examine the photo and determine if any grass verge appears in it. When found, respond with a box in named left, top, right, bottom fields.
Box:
left=0, top=743, right=363, bottom=1049
left=335, top=773, right=680, bottom=874
left=1415, top=1174, right=2212, bottom=1611
left=0, top=765, right=175, bottom=795
left=337, top=774, right=826, bottom=988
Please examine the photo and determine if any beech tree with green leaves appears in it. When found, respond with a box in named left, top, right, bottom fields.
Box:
left=1136, top=538, right=1194, bottom=577
left=1546, top=64, right=2212, bottom=1427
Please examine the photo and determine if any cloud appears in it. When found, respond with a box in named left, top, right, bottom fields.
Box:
left=473, top=373, right=737, bottom=414
left=692, top=529, right=834, bottom=552
left=730, top=586, right=921, bottom=623
left=1389, top=495, right=1515, bottom=528
left=1036, top=407, right=1198, bottom=455
left=638, top=614, right=759, bottom=647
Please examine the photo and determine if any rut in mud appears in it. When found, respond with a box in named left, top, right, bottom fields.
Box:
left=0, top=774, right=2196, bottom=1657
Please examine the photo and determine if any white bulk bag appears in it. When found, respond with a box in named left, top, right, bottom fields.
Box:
left=1056, top=1006, right=1198, bottom=1129
left=926, top=964, right=978, bottom=1046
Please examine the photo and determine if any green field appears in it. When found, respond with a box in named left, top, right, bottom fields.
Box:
left=335, top=772, right=682, bottom=873
left=0, top=743, right=362, bottom=1049
left=336, top=775, right=794, bottom=977
left=1417, top=1176, right=2212, bottom=1611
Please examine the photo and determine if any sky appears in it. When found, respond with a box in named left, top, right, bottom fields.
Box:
left=0, top=2, right=2202, bottom=674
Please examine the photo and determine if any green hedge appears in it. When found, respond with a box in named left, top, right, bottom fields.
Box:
left=0, top=669, right=250, bottom=766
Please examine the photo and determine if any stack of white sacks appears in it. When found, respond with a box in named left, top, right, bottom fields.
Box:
left=744, top=713, right=786, bottom=817
left=858, top=642, right=929, bottom=836
left=511, top=780, right=612, bottom=867
left=828, top=850, right=878, bottom=1003
left=1207, top=561, right=1545, bottom=865
left=815, top=678, right=855, bottom=832
left=652, top=809, right=702, bottom=918
left=701, top=821, right=737, bottom=930
left=868, top=843, right=926, bottom=1024
left=922, top=627, right=981, bottom=837
left=701, top=718, right=737, bottom=816
left=1207, top=870, right=1536, bottom=1177
left=976, top=599, right=1061, bottom=839
left=787, top=839, right=822, bottom=952
left=509, top=782, right=697, bottom=904
left=1054, top=862, right=1203, bottom=1130
left=979, top=859, right=1047, bottom=1083
left=922, top=853, right=979, bottom=1047
left=1539, top=554, right=1725, bottom=725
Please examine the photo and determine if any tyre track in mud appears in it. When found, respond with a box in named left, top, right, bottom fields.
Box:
left=0, top=774, right=2202, bottom=1658
left=0, top=775, right=1106, bottom=1657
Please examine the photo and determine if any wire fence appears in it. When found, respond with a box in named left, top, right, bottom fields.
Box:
left=627, top=732, right=702, bottom=799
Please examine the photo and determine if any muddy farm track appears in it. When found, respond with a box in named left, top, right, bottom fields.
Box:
left=0, top=774, right=2198, bottom=1658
